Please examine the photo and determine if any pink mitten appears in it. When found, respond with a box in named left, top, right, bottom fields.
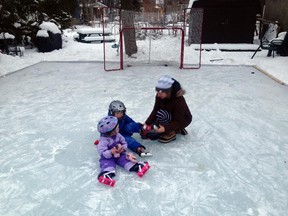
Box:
left=114, top=153, right=120, bottom=158
left=117, top=144, right=125, bottom=153
left=111, top=147, right=120, bottom=158
left=126, top=152, right=137, bottom=163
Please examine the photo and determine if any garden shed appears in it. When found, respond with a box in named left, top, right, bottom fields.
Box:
left=191, top=0, right=258, bottom=43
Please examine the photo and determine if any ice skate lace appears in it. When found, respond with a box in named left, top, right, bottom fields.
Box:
left=103, top=171, right=115, bottom=180
left=138, top=162, right=146, bottom=172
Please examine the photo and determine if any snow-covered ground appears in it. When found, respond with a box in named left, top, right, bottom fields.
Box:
left=0, top=28, right=288, bottom=216
left=1, top=28, right=288, bottom=85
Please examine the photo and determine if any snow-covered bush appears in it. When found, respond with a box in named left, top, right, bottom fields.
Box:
left=35, top=22, right=62, bottom=52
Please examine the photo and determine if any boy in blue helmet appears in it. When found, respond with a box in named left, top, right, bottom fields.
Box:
left=96, top=116, right=150, bottom=187
left=108, top=100, right=152, bottom=157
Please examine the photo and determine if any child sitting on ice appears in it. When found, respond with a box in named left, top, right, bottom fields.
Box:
left=96, top=116, right=150, bottom=187
left=108, top=100, right=152, bottom=157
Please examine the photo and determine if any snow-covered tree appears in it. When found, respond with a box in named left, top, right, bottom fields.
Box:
left=0, top=0, right=77, bottom=45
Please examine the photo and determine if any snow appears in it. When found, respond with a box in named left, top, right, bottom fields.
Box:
left=39, top=22, right=61, bottom=34
left=188, top=0, right=195, bottom=10
left=0, top=27, right=288, bottom=216
left=36, top=30, right=49, bottom=38
left=14, top=22, right=21, bottom=28
left=0, top=32, right=15, bottom=40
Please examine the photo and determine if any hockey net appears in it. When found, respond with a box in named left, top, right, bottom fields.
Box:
left=102, top=8, right=203, bottom=71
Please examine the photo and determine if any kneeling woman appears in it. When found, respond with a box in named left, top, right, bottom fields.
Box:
left=144, top=75, right=193, bottom=143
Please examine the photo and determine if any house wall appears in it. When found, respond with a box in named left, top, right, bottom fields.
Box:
left=264, top=0, right=288, bottom=32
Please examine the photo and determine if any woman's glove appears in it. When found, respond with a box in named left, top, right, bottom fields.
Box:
left=140, top=124, right=160, bottom=140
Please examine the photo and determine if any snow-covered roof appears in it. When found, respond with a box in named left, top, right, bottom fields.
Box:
left=186, top=0, right=195, bottom=13
left=79, top=2, right=107, bottom=8
left=39, top=22, right=61, bottom=34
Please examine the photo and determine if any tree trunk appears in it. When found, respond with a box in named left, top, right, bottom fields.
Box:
left=121, top=10, right=137, bottom=57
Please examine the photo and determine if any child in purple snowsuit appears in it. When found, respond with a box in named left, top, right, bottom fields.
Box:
left=108, top=100, right=152, bottom=157
left=97, top=116, right=150, bottom=184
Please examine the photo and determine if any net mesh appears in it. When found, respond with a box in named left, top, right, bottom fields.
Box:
left=102, top=8, right=203, bottom=70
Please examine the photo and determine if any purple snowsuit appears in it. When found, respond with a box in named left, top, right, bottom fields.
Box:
left=97, top=133, right=136, bottom=173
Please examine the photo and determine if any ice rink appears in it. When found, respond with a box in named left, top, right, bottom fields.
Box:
left=0, top=62, right=287, bottom=216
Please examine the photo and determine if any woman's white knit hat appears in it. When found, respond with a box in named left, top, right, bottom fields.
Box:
left=156, top=75, right=175, bottom=90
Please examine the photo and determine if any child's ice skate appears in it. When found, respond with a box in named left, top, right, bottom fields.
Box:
left=138, top=149, right=153, bottom=157
left=98, top=171, right=116, bottom=187
left=137, top=162, right=150, bottom=177
left=130, top=162, right=151, bottom=177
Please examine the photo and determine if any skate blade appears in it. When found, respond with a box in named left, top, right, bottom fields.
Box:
left=137, top=162, right=151, bottom=177
left=140, top=152, right=153, bottom=157
left=98, top=176, right=116, bottom=187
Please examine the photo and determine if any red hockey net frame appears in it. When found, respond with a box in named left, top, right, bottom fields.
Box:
left=103, top=8, right=203, bottom=71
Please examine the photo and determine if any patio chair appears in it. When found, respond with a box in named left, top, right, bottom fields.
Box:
left=267, top=31, right=288, bottom=57
left=0, top=33, right=24, bottom=56
left=251, top=22, right=279, bottom=59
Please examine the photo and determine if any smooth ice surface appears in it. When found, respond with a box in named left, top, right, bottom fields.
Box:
left=0, top=62, right=288, bottom=216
